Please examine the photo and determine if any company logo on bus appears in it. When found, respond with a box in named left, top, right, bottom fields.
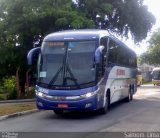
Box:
left=116, top=69, right=125, bottom=76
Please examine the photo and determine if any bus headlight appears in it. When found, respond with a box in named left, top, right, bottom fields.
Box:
left=80, top=91, right=97, bottom=98
left=36, top=90, right=46, bottom=97
left=36, top=91, right=56, bottom=99
left=36, top=91, right=44, bottom=98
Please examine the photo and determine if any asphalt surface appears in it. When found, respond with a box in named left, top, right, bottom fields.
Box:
left=0, top=85, right=160, bottom=132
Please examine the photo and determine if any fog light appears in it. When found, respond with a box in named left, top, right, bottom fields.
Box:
left=37, top=102, right=43, bottom=107
left=85, top=103, right=92, bottom=108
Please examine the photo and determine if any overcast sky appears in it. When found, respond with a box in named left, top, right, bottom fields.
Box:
left=144, top=0, right=160, bottom=30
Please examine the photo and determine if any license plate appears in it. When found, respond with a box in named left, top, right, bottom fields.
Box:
left=58, top=104, right=68, bottom=108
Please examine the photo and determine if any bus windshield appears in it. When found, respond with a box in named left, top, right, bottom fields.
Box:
left=37, top=40, right=97, bottom=89
left=152, top=70, right=160, bottom=80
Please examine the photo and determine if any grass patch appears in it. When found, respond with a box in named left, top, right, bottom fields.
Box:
left=0, top=93, right=7, bottom=100
left=143, top=82, right=152, bottom=85
left=0, top=103, right=36, bottom=116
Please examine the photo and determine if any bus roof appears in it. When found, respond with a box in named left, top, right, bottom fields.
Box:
left=44, top=29, right=110, bottom=41
left=43, top=29, right=136, bottom=56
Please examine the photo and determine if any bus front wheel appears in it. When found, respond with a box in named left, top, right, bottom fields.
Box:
left=99, top=96, right=109, bottom=114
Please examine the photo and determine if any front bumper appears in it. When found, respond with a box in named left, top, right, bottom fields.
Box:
left=36, top=95, right=97, bottom=111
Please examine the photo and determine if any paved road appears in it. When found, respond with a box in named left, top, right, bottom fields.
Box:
left=0, top=85, right=160, bottom=132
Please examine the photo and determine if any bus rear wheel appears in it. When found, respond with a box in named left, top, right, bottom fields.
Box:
left=53, top=110, right=64, bottom=115
left=126, top=88, right=133, bottom=102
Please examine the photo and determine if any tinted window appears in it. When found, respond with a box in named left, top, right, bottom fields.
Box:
left=116, top=44, right=128, bottom=65
left=108, top=40, right=118, bottom=64
left=108, top=39, right=137, bottom=68
left=100, top=37, right=108, bottom=61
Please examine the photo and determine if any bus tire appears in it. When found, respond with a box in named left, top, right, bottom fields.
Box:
left=126, top=87, right=133, bottom=102
left=53, top=110, right=64, bottom=115
left=99, top=95, right=109, bottom=114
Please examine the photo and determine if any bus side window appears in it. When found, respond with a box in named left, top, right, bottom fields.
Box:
left=108, top=39, right=137, bottom=68
left=108, top=40, right=118, bottom=65
left=96, top=37, right=108, bottom=81
left=100, top=37, right=107, bottom=55
left=100, top=37, right=108, bottom=75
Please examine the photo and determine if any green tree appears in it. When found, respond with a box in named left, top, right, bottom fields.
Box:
left=75, top=0, right=156, bottom=43
left=139, top=29, right=160, bottom=65
left=0, top=0, right=156, bottom=96
left=0, top=0, right=95, bottom=95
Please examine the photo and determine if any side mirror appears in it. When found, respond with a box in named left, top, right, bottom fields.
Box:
left=95, top=46, right=105, bottom=78
left=27, top=47, right=40, bottom=65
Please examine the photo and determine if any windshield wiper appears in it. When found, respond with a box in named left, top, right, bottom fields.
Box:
left=48, top=45, right=67, bottom=88
left=48, top=64, right=80, bottom=89
left=63, top=65, right=80, bottom=88
left=48, top=49, right=79, bottom=88
left=47, top=66, right=63, bottom=88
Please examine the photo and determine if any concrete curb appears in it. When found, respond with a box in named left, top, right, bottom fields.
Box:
left=0, top=109, right=39, bottom=121
left=0, top=99, right=35, bottom=104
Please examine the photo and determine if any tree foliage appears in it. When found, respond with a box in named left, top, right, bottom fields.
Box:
left=0, top=0, right=95, bottom=94
left=0, top=0, right=156, bottom=94
left=74, top=0, right=155, bottom=43
left=139, top=29, right=160, bottom=65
